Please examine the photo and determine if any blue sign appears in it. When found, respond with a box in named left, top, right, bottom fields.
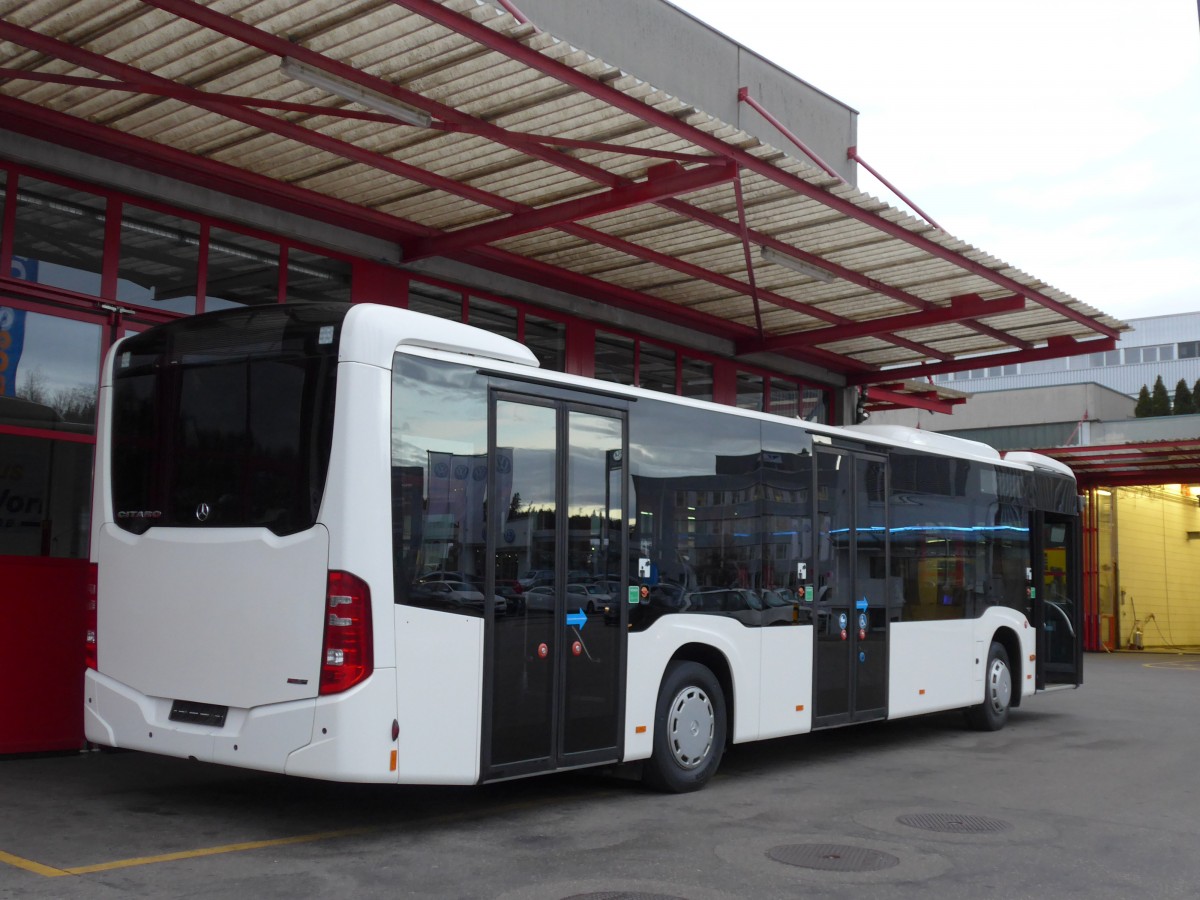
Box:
left=10, top=256, right=38, bottom=282
left=838, top=612, right=848, bottom=630
left=858, top=612, right=867, bottom=630
left=566, top=608, right=588, bottom=630
left=856, top=598, right=869, bottom=610
left=0, top=306, right=27, bottom=398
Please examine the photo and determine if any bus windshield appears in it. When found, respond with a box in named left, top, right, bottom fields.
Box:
left=109, top=303, right=347, bottom=537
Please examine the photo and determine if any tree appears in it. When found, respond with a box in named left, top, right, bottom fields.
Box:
left=1150, top=376, right=1171, bottom=417
left=1173, top=379, right=1196, bottom=415
left=1134, top=384, right=1152, bottom=417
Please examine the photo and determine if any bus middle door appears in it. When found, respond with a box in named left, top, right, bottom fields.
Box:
left=484, top=391, right=627, bottom=781
left=813, top=448, right=889, bottom=727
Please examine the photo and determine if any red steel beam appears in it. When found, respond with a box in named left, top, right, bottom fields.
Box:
left=737, top=87, right=843, bottom=182
left=846, top=146, right=942, bottom=231
left=737, top=293, right=1025, bottom=354
left=1041, top=441, right=1200, bottom=460
left=0, top=68, right=403, bottom=122
left=392, top=0, right=1119, bottom=340
left=845, top=335, right=1118, bottom=385
left=864, top=386, right=964, bottom=414
left=402, top=161, right=737, bottom=262
left=1071, top=469, right=1200, bottom=488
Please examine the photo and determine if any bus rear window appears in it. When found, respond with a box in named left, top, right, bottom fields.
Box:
left=110, top=304, right=346, bottom=536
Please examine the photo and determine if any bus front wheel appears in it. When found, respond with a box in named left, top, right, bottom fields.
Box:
left=967, top=641, right=1012, bottom=731
left=643, top=661, right=726, bottom=793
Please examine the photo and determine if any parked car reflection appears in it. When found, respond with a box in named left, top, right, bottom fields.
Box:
left=409, top=580, right=507, bottom=616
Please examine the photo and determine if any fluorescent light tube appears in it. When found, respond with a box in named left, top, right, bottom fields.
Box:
left=759, top=246, right=837, bottom=283
left=280, top=57, right=432, bottom=128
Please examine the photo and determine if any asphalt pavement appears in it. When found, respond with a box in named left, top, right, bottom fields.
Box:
left=2, top=651, right=1198, bottom=899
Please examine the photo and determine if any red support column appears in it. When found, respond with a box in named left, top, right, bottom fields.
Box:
left=1082, top=490, right=1101, bottom=652
left=712, top=360, right=737, bottom=407
left=565, top=321, right=595, bottom=378
left=351, top=260, right=405, bottom=306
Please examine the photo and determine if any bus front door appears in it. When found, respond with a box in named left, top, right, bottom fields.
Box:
left=1033, top=511, right=1083, bottom=688
left=812, top=449, right=889, bottom=727
left=484, top=393, right=627, bottom=781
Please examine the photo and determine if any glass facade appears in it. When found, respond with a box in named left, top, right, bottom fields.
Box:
left=0, top=160, right=836, bottom=566
left=12, top=177, right=107, bottom=295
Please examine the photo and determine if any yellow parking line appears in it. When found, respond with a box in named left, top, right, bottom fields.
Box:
left=0, top=788, right=620, bottom=879
left=0, top=827, right=376, bottom=878
left=0, top=849, right=70, bottom=877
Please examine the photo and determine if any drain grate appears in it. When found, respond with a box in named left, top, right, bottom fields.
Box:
left=897, top=812, right=1012, bottom=834
left=563, top=894, right=689, bottom=900
left=767, top=843, right=900, bottom=872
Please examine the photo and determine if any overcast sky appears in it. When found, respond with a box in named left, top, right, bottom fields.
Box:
left=671, top=0, right=1199, bottom=324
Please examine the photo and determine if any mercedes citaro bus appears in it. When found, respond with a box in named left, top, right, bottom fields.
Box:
left=85, top=303, right=1082, bottom=792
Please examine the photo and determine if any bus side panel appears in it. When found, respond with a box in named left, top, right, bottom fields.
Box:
left=285, top=671, right=399, bottom=783
left=624, top=617, right=761, bottom=762
left=974, top=607, right=1037, bottom=702
left=321, top=360, right=397, bottom=671
left=758, top=625, right=814, bottom=740
left=887, top=620, right=977, bottom=718
left=393, top=606, right=483, bottom=785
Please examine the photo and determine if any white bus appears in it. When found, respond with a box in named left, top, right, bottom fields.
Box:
left=85, top=303, right=1082, bottom=791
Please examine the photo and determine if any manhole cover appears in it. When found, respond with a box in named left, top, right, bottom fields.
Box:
left=563, top=894, right=688, bottom=900
left=896, top=813, right=1012, bottom=834
left=766, top=843, right=900, bottom=872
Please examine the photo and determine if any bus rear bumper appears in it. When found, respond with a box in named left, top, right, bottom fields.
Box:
left=84, top=668, right=316, bottom=774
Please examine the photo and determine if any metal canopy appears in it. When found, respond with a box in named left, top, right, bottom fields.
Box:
left=0, top=0, right=1127, bottom=388
left=1029, top=440, right=1200, bottom=489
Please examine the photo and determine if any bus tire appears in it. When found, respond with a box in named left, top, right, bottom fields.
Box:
left=967, top=641, right=1012, bottom=731
left=643, top=661, right=726, bottom=793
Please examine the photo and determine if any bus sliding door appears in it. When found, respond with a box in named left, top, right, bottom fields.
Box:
left=483, top=391, right=627, bottom=781
left=1033, top=511, right=1083, bottom=688
left=812, top=448, right=889, bottom=727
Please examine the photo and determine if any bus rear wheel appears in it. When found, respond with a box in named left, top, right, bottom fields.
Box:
left=643, top=661, right=726, bottom=793
left=967, top=641, right=1012, bottom=731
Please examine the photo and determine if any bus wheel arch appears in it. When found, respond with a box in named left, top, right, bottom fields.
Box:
left=643, top=644, right=732, bottom=793
left=967, top=635, right=1016, bottom=731
left=991, top=626, right=1023, bottom=708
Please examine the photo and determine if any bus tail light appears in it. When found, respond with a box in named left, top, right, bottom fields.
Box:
left=85, top=563, right=98, bottom=670
left=319, top=571, right=373, bottom=695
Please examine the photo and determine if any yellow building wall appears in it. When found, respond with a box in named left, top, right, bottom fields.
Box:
left=1115, top=486, right=1200, bottom=649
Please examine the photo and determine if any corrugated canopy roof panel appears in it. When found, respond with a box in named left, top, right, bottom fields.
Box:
left=0, top=0, right=1127, bottom=383
left=1031, top=439, right=1200, bottom=489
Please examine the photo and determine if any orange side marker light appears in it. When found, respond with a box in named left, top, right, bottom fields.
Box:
left=635, top=725, right=647, bottom=734
left=390, top=750, right=397, bottom=772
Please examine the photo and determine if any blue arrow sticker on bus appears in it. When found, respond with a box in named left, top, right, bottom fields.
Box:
left=856, top=598, right=868, bottom=610
left=567, top=609, right=587, bottom=630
